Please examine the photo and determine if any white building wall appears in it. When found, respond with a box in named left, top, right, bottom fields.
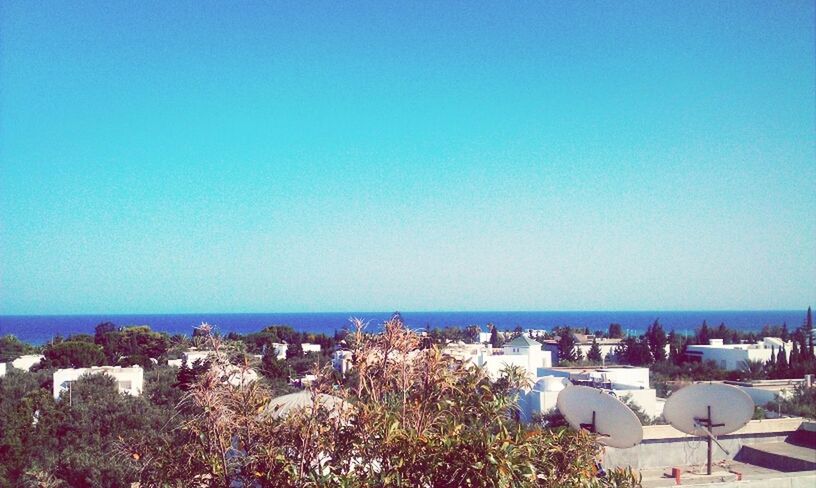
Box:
left=575, top=343, right=618, bottom=360
left=0, top=363, right=6, bottom=378
left=11, top=354, right=44, bottom=371
left=474, top=348, right=552, bottom=381
left=53, top=366, right=144, bottom=400
left=685, top=338, right=791, bottom=371
left=183, top=350, right=214, bottom=364
left=302, top=343, right=322, bottom=354
left=271, top=343, right=288, bottom=360
left=616, top=389, right=662, bottom=419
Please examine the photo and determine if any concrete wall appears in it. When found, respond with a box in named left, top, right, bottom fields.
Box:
left=53, top=366, right=145, bottom=399
left=604, top=418, right=805, bottom=470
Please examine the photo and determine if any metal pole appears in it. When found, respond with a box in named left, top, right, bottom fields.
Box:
left=707, top=405, right=712, bottom=475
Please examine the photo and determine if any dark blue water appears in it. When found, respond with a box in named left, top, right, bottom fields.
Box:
left=0, top=310, right=807, bottom=345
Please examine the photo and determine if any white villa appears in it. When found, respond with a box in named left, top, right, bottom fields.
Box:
left=685, top=337, right=792, bottom=370
left=266, top=342, right=322, bottom=360
left=332, top=349, right=353, bottom=376
left=444, top=335, right=552, bottom=381
left=302, top=343, right=322, bottom=354
left=12, top=354, right=44, bottom=371
left=53, top=365, right=144, bottom=400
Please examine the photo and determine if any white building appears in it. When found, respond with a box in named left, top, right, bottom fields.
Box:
left=332, top=349, right=353, bottom=376
left=521, top=366, right=662, bottom=420
left=517, top=375, right=568, bottom=422
left=478, top=332, right=493, bottom=344
left=302, top=343, right=322, bottom=354
left=447, top=335, right=552, bottom=381
left=53, top=366, right=144, bottom=400
left=685, top=337, right=792, bottom=370
left=265, top=342, right=321, bottom=359
left=11, top=354, right=44, bottom=371
left=183, top=349, right=215, bottom=365
left=0, top=363, right=6, bottom=378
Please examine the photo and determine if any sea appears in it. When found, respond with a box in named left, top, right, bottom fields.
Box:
left=0, top=310, right=808, bottom=345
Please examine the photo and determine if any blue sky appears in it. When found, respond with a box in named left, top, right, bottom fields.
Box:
left=1, top=1, right=814, bottom=314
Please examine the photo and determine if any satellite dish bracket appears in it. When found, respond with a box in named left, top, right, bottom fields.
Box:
left=693, top=405, right=729, bottom=475
left=579, top=411, right=610, bottom=439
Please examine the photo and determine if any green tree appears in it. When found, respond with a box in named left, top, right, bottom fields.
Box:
left=286, top=341, right=304, bottom=359
left=0, top=335, right=33, bottom=362
left=804, top=307, right=814, bottom=359
left=41, top=341, right=104, bottom=369
left=696, top=320, right=710, bottom=344
left=738, top=359, right=767, bottom=381
left=667, top=330, right=683, bottom=365
left=261, top=349, right=290, bottom=381
left=617, top=337, right=652, bottom=366
left=489, top=326, right=501, bottom=348
left=775, top=346, right=789, bottom=378
left=464, top=325, right=481, bottom=344
left=607, top=323, right=623, bottom=339
left=557, top=330, right=578, bottom=363
left=645, top=320, right=667, bottom=362
left=587, top=339, right=603, bottom=363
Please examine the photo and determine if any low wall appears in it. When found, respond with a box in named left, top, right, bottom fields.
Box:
left=604, top=418, right=805, bottom=469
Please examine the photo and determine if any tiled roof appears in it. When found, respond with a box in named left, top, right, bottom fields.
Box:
left=504, top=335, right=542, bottom=347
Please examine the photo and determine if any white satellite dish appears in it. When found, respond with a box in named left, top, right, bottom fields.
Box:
left=265, top=391, right=344, bottom=419
left=663, top=383, right=754, bottom=474
left=556, top=385, right=643, bottom=449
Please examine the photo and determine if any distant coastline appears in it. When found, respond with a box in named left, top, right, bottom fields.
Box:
left=0, top=310, right=806, bottom=345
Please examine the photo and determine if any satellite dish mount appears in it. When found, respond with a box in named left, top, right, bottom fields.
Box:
left=663, top=384, right=753, bottom=478
left=579, top=411, right=609, bottom=440
left=694, top=405, right=729, bottom=475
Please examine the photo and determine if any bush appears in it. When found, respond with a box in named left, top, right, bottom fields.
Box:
left=135, top=318, right=642, bottom=487
left=41, top=341, right=105, bottom=369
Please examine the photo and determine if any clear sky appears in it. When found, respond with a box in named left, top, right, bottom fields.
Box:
left=1, top=1, right=814, bottom=314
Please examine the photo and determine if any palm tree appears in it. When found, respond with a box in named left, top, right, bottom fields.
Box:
left=738, top=359, right=767, bottom=380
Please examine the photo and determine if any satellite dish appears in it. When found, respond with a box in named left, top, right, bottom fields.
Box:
left=556, top=385, right=643, bottom=448
left=663, top=383, right=754, bottom=475
left=663, top=383, right=753, bottom=437
left=265, top=391, right=344, bottom=419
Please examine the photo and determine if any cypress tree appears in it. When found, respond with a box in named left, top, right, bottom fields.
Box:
left=805, top=307, right=814, bottom=359
left=646, top=320, right=667, bottom=362
left=490, top=327, right=500, bottom=349
left=587, top=339, right=603, bottom=363
left=776, top=346, right=788, bottom=378
left=557, top=330, right=578, bottom=363
left=790, top=342, right=800, bottom=375
left=697, top=321, right=710, bottom=344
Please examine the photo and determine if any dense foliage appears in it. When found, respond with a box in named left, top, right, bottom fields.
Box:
left=132, top=319, right=639, bottom=487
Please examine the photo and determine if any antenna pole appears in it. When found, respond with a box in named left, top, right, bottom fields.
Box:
left=580, top=410, right=598, bottom=434
left=694, top=405, right=725, bottom=475
left=707, top=411, right=712, bottom=475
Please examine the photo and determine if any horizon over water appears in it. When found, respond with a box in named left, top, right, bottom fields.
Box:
left=0, top=310, right=809, bottom=345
